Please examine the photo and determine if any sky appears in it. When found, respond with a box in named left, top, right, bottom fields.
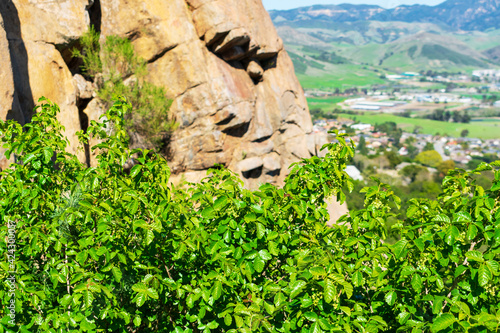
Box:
left=262, top=0, right=445, bottom=10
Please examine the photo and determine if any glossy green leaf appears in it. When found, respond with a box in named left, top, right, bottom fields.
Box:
left=254, top=256, right=265, bottom=273
left=385, top=291, right=397, bottom=306
left=324, top=279, right=335, bottom=303
left=392, top=238, right=409, bottom=259
left=290, top=280, right=306, bottom=299
left=212, top=281, right=222, bottom=301
left=213, top=196, right=228, bottom=210
left=478, top=264, right=492, bottom=287
left=431, top=313, right=455, bottom=332
left=129, top=165, right=143, bottom=178
left=465, top=250, right=484, bottom=262
left=112, top=266, right=122, bottom=283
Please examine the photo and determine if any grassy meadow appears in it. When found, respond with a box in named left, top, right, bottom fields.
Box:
left=307, top=96, right=352, bottom=111
left=339, top=112, right=500, bottom=139
left=297, top=64, right=385, bottom=90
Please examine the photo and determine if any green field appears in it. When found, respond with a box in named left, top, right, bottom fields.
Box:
left=297, top=64, right=385, bottom=90
left=339, top=112, right=500, bottom=139
left=307, top=96, right=351, bottom=111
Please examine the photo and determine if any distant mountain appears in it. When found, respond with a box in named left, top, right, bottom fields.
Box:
left=270, top=0, right=500, bottom=31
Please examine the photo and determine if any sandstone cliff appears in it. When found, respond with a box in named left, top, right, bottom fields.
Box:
left=0, top=0, right=324, bottom=188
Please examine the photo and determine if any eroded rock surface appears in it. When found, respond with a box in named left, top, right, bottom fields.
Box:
left=0, top=0, right=322, bottom=189
left=0, top=14, right=20, bottom=170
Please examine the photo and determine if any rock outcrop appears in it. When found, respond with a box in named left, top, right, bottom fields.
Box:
left=0, top=0, right=320, bottom=189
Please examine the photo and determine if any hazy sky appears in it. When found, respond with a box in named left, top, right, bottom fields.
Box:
left=262, top=0, right=445, bottom=10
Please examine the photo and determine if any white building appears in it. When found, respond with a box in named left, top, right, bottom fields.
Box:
left=345, top=165, right=364, bottom=181
left=350, top=124, right=372, bottom=131
left=473, top=69, right=500, bottom=78
left=351, top=105, right=380, bottom=110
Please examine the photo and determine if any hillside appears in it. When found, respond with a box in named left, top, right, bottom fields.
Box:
left=269, top=0, right=500, bottom=31
left=485, top=45, right=500, bottom=63
left=270, top=0, right=500, bottom=89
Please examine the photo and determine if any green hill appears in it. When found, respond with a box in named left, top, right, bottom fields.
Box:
left=275, top=21, right=500, bottom=90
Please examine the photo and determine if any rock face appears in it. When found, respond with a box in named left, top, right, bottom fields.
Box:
left=0, top=0, right=89, bottom=162
left=0, top=13, right=20, bottom=123
left=0, top=0, right=320, bottom=189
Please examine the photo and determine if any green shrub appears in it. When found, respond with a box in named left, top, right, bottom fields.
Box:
left=73, top=29, right=176, bottom=151
left=71, top=26, right=102, bottom=79
left=416, top=150, right=443, bottom=168
left=1, top=99, right=500, bottom=332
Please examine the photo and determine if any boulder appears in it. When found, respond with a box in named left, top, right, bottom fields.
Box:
left=73, top=74, right=94, bottom=100
left=263, top=152, right=281, bottom=171
left=100, top=0, right=197, bottom=62
left=189, top=0, right=283, bottom=59
left=326, top=198, right=350, bottom=227
left=25, top=41, right=84, bottom=161
left=238, top=156, right=264, bottom=173
left=83, top=98, right=107, bottom=167
left=247, top=59, right=264, bottom=80
left=1, top=0, right=90, bottom=46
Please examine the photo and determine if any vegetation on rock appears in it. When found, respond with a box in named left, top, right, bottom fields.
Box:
left=72, top=27, right=177, bottom=151
left=1, top=99, right=500, bottom=332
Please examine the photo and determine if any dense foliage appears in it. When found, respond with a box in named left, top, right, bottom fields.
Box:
left=1, top=99, right=500, bottom=333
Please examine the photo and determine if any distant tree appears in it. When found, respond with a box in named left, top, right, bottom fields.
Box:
left=444, top=111, right=451, bottom=121
left=385, top=150, right=402, bottom=168
left=375, top=121, right=402, bottom=147
left=461, top=129, right=469, bottom=137
left=462, top=111, right=471, bottom=123
left=405, top=136, right=416, bottom=145
left=437, top=160, right=455, bottom=177
left=357, top=136, right=368, bottom=155
left=480, top=153, right=500, bottom=163
left=427, top=109, right=445, bottom=121
left=415, top=150, right=443, bottom=168
left=400, top=110, right=411, bottom=118
left=467, top=159, right=482, bottom=170
left=400, top=164, right=428, bottom=183
left=423, top=142, right=435, bottom=151
left=407, top=145, right=419, bottom=159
